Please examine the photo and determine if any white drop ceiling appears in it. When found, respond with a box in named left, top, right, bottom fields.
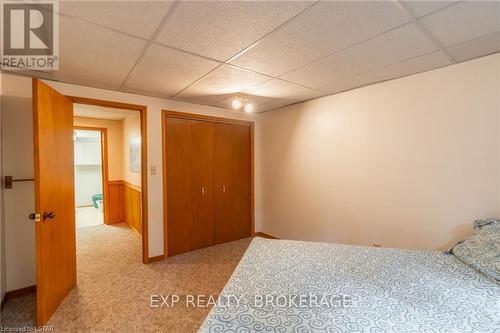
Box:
left=8, top=0, right=500, bottom=113
left=74, top=104, right=133, bottom=120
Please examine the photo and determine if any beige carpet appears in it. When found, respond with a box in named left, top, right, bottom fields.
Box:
left=1, top=223, right=252, bottom=332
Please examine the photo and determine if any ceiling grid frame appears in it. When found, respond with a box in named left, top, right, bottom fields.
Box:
left=168, top=1, right=322, bottom=98
left=118, top=1, right=183, bottom=91
left=396, top=0, right=457, bottom=63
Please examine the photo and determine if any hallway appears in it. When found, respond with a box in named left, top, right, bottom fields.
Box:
left=76, top=206, right=103, bottom=228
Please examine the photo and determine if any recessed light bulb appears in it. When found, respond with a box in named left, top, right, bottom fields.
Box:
left=231, top=99, right=242, bottom=109
left=244, top=103, right=253, bottom=113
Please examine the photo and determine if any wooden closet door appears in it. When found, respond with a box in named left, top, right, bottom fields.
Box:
left=166, top=117, right=193, bottom=255
left=213, top=123, right=251, bottom=244
left=166, top=117, right=213, bottom=256
left=190, top=120, right=213, bottom=249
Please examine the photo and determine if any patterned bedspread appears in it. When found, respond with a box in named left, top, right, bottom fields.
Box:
left=199, top=238, right=499, bottom=332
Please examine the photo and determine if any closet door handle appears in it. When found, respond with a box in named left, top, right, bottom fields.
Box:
left=201, top=186, right=205, bottom=195
left=222, top=185, right=226, bottom=193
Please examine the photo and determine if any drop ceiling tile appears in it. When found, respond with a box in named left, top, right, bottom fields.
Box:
left=119, top=87, right=175, bottom=100
left=176, top=65, right=270, bottom=100
left=446, top=32, right=500, bottom=62
left=156, top=1, right=313, bottom=61
left=402, top=0, right=457, bottom=18
left=1, top=69, right=55, bottom=81
left=256, top=99, right=302, bottom=113
left=419, top=1, right=500, bottom=47
left=59, top=1, right=175, bottom=39
left=254, top=88, right=327, bottom=113
left=74, top=104, right=132, bottom=120
left=325, top=51, right=452, bottom=94
left=173, top=94, right=231, bottom=107
left=123, top=43, right=220, bottom=97
left=243, top=79, right=308, bottom=99
left=54, top=16, right=147, bottom=90
left=286, top=88, right=327, bottom=102
left=281, top=23, right=438, bottom=91
left=230, top=0, right=410, bottom=76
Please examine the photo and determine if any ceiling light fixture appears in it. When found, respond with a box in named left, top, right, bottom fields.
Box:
left=244, top=103, right=253, bottom=113
left=231, top=99, right=242, bottom=109
left=231, top=97, right=253, bottom=113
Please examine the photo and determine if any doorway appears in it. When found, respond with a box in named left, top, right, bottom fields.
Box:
left=30, top=80, right=150, bottom=325
left=73, top=128, right=107, bottom=228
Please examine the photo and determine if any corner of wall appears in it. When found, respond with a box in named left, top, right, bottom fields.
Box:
left=0, top=70, right=6, bottom=301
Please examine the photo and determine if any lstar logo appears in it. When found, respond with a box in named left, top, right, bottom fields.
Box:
left=1, top=1, right=59, bottom=70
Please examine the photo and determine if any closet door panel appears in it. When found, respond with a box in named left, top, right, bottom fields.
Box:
left=190, top=120, right=214, bottom=249
left=213, top=123, right=233, bottom=244
left=166, top=117, right=193, bottom=255
left=231, top=125, right=251, bottom=240
left=213, top=123, right=251, bottom=244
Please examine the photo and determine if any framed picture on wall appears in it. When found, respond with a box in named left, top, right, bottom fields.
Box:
left=129, top=139, right=141, bottom=173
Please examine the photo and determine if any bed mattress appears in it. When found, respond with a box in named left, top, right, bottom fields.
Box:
left=199, top=237, right=499, bottom=332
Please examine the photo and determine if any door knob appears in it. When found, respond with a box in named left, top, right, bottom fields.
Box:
left=28, top=213, right=41, bottom=222
left=43, top=212, right=56, bottom=220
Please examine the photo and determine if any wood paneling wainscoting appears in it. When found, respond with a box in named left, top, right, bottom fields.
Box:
left=108, top=181, right=124, bottom=224
left=107, top=180, right=142, bottom=236
left=124, top=182, right=142, bottom=236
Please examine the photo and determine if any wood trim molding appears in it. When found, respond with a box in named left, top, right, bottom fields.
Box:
left=123, top=180, right=141, bottom=192
left=163, top=110, right=254, bottom=127
left=70, top=96, right=146, bottom=112
left=1, top=285, right=37, bottom=309
left=162, top=113, right=168, bottom=257
left=127, top=222, right=142, bottom=238
left=148, top=255, right=164, bottom=262
left=249, top=123, right=255, bottom=236
left=253, top=232, right=279, bottom=239
left=162, top=110, right=255, bottom=257
left=74, top=125, right=110, bottom=225
left=70, top=97, right=149, bottom=264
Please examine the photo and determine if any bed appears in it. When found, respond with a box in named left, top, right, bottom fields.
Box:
left=200, top=222, right=499, bottom=332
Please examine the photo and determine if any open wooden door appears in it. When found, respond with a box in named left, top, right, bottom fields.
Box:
left=32, top=79, right=76, bottom=325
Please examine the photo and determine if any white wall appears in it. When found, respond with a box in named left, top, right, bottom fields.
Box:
left=122, top=111, right=142, bottom=187
left=74, top=134, right=103, bottom=206
left=1, top=74, right=36, bottom=291
left=0, top=73, right=257, bottom=286
left=74, top=116, right=124, bottom=181
left=75, top=165, right=103, bottom=206
left=258, top=54, right=500, bottom=250
left=0, top=70, right=5, bottom=301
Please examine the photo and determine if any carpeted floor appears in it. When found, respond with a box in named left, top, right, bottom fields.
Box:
left=1, top=223, right=252, bottom=332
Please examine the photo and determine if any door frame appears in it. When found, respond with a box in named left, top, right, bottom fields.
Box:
left=73, top=126, right=110, bottom=225
left=161, top=110, right=255, bottom=257
left=70, top=97, right=150, bottom=264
